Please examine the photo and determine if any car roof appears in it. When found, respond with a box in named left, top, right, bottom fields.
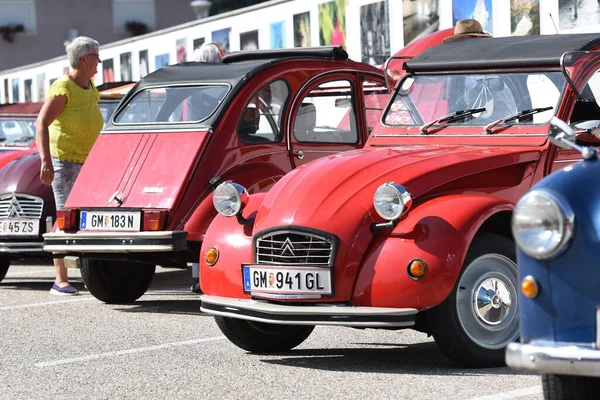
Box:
left=0, top=102, right=42, bottom=117
left=405, top=33, right=600, bottom=72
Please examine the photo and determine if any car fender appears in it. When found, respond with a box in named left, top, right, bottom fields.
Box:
left=200, top=192, right=267, bottom=297
left=351, top=194, right=513, bottom=310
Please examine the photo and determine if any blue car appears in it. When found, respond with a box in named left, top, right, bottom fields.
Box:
left=507, top=117, right=600, bottom=399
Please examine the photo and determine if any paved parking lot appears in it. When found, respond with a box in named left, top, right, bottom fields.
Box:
left=1, top=264, right=542, bottom=399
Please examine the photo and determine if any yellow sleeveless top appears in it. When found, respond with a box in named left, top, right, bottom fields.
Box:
left=47, top=75, right=104, bottom=163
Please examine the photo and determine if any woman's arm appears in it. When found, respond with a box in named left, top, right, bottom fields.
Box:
left=36, top=94, right=67, bottom=185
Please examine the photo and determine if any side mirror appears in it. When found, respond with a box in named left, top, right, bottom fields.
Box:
left=548, top=116, right=576, bottom=149
left=574, top=119, right=600, bottom=139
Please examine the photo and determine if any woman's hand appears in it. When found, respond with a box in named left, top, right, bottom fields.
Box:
left=40, top=160, right=54, bottom=185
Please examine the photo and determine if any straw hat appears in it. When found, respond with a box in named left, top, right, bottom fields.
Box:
left=443, top=19, right=493, bottom=43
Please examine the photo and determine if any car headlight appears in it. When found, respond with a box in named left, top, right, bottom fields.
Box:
left=511, top=189, right=574, bottom=260
left=213, top=182, right=249, bottom=217
left=373, top=182, right=412, bottom=221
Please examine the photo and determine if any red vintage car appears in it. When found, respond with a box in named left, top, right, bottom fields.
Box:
left=42, top=47, right=388, bottom=303
left=0, top=84, right=132, bottom=283
left=198, top=33, right=600, bottom=368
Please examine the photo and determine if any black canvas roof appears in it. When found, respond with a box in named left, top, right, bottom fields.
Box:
left=405, top=33, right=600, bottom=72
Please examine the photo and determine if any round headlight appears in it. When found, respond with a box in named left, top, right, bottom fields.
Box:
left=373, top=182, right=413, bottom=221
left=511, top=189, right=574, bottom=260
left=213, top=182, right=249, bottom=217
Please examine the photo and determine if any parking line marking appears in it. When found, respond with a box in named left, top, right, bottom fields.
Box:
left=470, top=385, right=542, bottom=400
left=0, top=297, right=94, bottom=311
left=35, top=336, right=226, bottom=367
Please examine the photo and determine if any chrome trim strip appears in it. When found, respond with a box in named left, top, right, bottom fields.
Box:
left=554, top=159, right=582, bottom=163
left=43, top=244, right=178, bottom=253
left=42, top=231, right=188, bottom=253
left=199, top=295, right=417, bottom=328
left=506, top=341, right=600, bottom=377
left=0, top=242, right=44, bottom=253
left=372, top=133, right=547, bottom=138
left=44, top=231, right=181, bottom=239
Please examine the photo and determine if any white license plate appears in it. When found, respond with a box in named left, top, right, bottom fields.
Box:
left=0, top=219, right=39, bottom=236
left=79, top=211, right=141, bottom=231
left=242, top=265, right=332, bottom=299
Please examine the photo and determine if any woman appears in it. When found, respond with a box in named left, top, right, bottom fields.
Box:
left=36, top=36, right=103, bottom=295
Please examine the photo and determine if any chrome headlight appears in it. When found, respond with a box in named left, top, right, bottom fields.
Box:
left=373, top=182, right=413, bottom=221
left=213, top=182, right=249, bottom=217
left=511, top=189, right=574, bottom=260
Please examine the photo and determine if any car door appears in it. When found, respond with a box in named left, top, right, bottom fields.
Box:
left=289, top=72, right=386, bottom=168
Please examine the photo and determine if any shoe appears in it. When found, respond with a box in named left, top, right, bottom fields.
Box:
left=190, top=280, right=202, bottom=294
left=49, top=283, right=79, bottom=296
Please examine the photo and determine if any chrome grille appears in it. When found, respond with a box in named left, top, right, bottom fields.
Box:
left=0, top=194, right=44, bottom=219
left=256, top=230, right=334, bottom=266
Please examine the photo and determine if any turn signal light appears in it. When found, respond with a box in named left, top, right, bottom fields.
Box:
left=205, top=247, right=219, bottom=266
left=407, top=259, right=428, bottom=280
left=56, top=209, right=78, bottom=231
left=521, top=275, right=539, bottom=298
left=143, top=210, right=167, bottom=231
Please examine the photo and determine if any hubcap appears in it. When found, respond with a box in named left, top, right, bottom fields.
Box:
left=456, top=253, right=519, bottom=350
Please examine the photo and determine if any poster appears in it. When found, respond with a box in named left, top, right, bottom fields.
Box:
left=155, top=53, right=170, bottom=70
left=511, top=0, right=540, bottom=36
left=193, top=38, right=205, bottom=52
left=452, top=0, right=492, bottom=35
left=240, top=30, right=259, bottom=50
left=270, top=21, right=286, bottom=49
left=36, top=73, right=45, bottom=101
left=319, top=0, right=348, bottom=46
left=176, top=38, right=187, bottom=63
left=120, top=52, right=132, bottom=81
left=293, top=11, right=311, bottom=47
left=211, top=28, right=230, bottom=53
left=139, top=50, right=149, bottom=78
left=24, top=79, right=32, bottom=102
left=360, top=1, right=390, bottom=65
left=404, top=0, right=440, bottom=45
left=103, top=58, right=114, bottom=83
left=559, top=0, right=600, bottom=32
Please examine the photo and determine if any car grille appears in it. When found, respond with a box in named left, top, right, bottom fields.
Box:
left=0, top=194, right=44, bottom=219
left=255, top=230, right=334, bottom=266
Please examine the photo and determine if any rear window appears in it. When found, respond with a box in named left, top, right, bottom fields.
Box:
left=113, top=85, right=230, bottom=124
left=0, top=119, right=35, bottom=147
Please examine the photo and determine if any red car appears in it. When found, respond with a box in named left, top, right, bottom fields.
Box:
left=197, top=33, right=600, bottom=368
left=0, top=102, right=42, bottom=170
left=42, top=47, right=388, bottom=303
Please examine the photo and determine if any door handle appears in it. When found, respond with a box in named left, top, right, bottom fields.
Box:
left=293, top=150, right=304, bottom=160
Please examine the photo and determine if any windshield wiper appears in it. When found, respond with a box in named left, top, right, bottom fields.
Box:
left=420, top=108, right=486, bottom=134
left=484, top=106, right=553, bottom=134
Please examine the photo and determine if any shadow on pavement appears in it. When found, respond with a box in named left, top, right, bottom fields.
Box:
left=258, top=342, right=535, bottom=376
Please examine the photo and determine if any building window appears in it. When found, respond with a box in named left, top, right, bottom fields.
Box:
left=113, top=0, right=155, bottom=34
left=0, top=0, right=36, bottom=35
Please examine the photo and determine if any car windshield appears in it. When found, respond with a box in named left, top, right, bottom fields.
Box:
left=99, top=100, right=120, bottom=128
left=0, top=118, right=35, bottom=147
left=383, top=72, right=566, bottom=131
left=113, top=84, right=230, bottom=125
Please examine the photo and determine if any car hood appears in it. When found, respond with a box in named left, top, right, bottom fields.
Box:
left=0, top=152, right=52, bottom=199
left=253, top=144, right=540, bottom=233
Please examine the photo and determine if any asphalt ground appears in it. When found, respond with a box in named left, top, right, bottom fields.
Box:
left=1, top=264, right=543, bottom=400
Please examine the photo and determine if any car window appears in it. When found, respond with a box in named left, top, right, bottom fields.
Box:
left=384, top=72, right=565, bottom=130
left=0, top=119, right=35, bottom=147
left=363, top=79, right=388, bottom=135
left=238, top=79, right=290, bottom=144
left=293, top=79, right=358, bottom=144
left=571, top=70, right=600, bottom=125
left=113, top=85, right=229, bottom=124
left=99, top=100, right=120, bottom=128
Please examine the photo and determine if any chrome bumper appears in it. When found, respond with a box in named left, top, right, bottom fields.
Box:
left=506, top=341, right=600, bottom=377
left=200, top=295, right=417, bottom=328
left=0, top=240, right=44, bottom=253
left=43, top=230, right=188, bottom=253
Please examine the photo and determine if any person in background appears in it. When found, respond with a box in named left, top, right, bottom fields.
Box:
left=36, top=36, right=103, bottom=296
left=190, top=41, right=224, bottom=293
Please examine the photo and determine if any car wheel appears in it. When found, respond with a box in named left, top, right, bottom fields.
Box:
left=542, top=374, right=600, bottom=400
left=428, top=233, right=519, bottom=368
left=214, top=316, right=314, bottom=353
left=0, top=258, right=10, bottom=283
left=81, top=259, right=155, bottom=304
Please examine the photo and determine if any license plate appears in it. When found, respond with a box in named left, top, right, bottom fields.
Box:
left=79, top=211, right=141, bottom=231
left=0, top=219, right=39, bottom=236
left=242, top=265, right=332, bottom=299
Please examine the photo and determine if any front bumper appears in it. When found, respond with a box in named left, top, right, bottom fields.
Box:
left=506, top=341, right=600, bottom=377
left=200, top=295, right=417, bottom=328
left=43, top=230, right=188, bottom=253
left=0, top=239, right=44, bottom=253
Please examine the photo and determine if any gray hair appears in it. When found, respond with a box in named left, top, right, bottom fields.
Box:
left=194, top=42, right=222, bottom=63
left=64, top=36, right=100, bottom=68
